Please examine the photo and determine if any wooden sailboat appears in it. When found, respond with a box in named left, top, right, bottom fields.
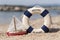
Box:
left=7, top=16, right=27, bottom=36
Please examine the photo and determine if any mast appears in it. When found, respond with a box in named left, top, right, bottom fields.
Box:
left=14, top=17, right=17, bottom=31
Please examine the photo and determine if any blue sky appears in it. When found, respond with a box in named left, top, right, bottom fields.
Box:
left=0, top=0, right=60, bottom=5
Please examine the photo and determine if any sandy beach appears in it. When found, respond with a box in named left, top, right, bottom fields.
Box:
left=0, top=15, right=60, bottom=40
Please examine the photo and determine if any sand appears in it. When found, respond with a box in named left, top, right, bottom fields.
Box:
left=0, top=16, right=60, bottom=40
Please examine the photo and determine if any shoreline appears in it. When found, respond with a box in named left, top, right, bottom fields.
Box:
left=0, top=5, right=60, bottom=11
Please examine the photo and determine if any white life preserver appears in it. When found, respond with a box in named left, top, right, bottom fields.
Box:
left=22, top=6, right=51, bottom=33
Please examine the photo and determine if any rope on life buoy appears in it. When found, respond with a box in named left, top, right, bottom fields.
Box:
left=22, top=6, right=51, bottom=33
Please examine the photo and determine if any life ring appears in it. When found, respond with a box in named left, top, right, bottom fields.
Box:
left=22, top=6, right=51, bottom=33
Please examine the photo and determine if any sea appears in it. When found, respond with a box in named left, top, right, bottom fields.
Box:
left=0, top=9, right=60, bottom=24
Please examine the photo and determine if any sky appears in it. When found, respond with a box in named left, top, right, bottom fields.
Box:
left=0, top=0, right=60, bottom=6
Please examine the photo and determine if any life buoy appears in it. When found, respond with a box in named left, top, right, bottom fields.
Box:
left=22, top=6, right=51, bottom=33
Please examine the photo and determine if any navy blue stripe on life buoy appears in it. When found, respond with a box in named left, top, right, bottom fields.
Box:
left=41, top=25, right=49, bottom=33
left=40, top=9, right=49, bottom=17
left=26, top=26, right=34, bottom=33
left=24, top=10, right=32, bottom=18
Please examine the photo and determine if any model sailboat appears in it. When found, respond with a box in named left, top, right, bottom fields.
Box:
left=7, top=16, right=27, bottom=36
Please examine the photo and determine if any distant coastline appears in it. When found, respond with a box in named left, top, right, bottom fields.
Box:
left=0, top=5, right=60, bottom=12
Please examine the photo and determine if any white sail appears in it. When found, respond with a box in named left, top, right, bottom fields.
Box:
left=7, top=16, right=25, bottom=33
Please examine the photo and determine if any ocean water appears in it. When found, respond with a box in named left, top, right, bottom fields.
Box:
left=0, top=10, right=60, bottom=24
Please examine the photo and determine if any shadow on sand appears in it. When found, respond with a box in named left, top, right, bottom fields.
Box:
left=49, top=28, right=60, bottom=33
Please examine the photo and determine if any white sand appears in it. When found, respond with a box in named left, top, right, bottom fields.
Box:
left=0, top=16, right=60, bottom=40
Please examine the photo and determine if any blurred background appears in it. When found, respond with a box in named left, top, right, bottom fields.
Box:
left=0, top=0, right=60, bottom=24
